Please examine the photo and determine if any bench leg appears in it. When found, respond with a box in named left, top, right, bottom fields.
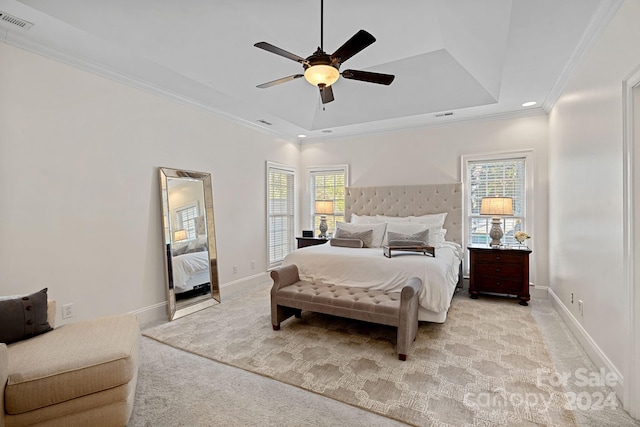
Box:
left=272, top=324, right=280, bottom=330
left=398, top=354, right=407, bottom=361
left=294, top=309, right=302, bottom=318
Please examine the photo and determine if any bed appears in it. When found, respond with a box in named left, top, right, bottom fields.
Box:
left=169, top=235, right=211, bottom=294
left=281, top=183, right=463, bottom=322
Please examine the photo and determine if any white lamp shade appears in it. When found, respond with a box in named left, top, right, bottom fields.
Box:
left=315, top=200, right=335, bottom=215
left=304, top=65, right=340, bottom=87
left=173, top=229, right=188, bottom=241
left=480, top=197, right=513, bottom=216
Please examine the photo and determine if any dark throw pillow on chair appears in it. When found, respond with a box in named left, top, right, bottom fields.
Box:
left=0, top=288, right=52, bottom=344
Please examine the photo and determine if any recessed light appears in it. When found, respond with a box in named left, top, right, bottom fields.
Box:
left=522, top=101, right=537, bottom=107
left=297, top=134, right=307, bottom=138
left=322, top=129, right=333, bottom=133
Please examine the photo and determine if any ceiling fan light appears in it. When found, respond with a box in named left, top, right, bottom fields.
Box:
left=304, top=65, right=340, bottom=87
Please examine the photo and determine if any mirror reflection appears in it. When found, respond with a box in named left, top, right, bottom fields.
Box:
left=160, top=167, right=220, bottom=320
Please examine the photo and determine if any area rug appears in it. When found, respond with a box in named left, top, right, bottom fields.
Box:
left=143, top=286, right=577, bottom=426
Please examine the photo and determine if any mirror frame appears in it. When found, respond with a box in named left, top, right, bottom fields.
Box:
left=159, top=167, right=220, bottom=320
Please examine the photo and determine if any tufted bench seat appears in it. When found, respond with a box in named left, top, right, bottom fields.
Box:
left=270, top=264, right=421, bottom=360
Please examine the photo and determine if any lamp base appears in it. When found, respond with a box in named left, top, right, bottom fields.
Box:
left=489, top=217, right=504, bottom=247
left=318, top=216, right=328, bottom=238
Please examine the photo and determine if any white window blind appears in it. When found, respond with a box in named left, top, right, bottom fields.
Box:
left=466, top=157, right=527, bottom=246
left=307, top=166, right=348, bottom=237
left=267, top=162, right=296, bottom=268
left=176, top=204, right=199, bottom=240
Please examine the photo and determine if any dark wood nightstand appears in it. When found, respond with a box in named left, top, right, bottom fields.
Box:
left=468, top=245, right=532, bottom=305
left=296, top=237, right=329, bottom=249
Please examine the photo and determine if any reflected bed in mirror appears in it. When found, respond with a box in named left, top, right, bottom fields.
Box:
left=159, top=167, right=220, bottom=320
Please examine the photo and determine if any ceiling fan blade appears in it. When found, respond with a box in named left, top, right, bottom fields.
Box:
left=331, top=30, right=376, bottom=64
left=342, top=69, right=395, bottom=85
left=256, top=74, right=304, bottom=89
left=319, top=84, right=334, bottom=104
left=254, top=42, right=308, bottom=64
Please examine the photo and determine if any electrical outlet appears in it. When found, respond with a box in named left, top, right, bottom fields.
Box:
left=62, top=303, right=74, bottom=319
left=233, top=265, right=238, bottom=274
left=251, top=260, right=256, bottom=270
left=571, top=293, right=574, bottom=304
left=578, top=300, right=584, bottom=317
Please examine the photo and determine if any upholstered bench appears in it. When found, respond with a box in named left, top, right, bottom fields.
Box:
left=270, top=264, right=421, bottom=360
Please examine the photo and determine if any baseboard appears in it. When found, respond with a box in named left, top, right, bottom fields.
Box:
left=131, top=273, right=271, bottom=327
left=130, top=302, right=167, bottom=328
left=548, top=288, right=624, bottom=399
left=221, top=272, right=271, bottom=301
left=530, top=285, right=549, bottom=299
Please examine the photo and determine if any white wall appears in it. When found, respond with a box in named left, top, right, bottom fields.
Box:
left=300, top=114, right=550, bottom=287
left=548, top=0, right=640, bottom=389
left=0, top=42, right=299, bottom=325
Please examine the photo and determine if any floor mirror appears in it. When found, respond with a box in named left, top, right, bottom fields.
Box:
left=159, top=167, right=220, bottom=320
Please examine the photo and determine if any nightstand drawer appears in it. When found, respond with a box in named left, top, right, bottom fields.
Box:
left=474, top=263, right=522, bottom=277
left=473, top=251, right=524, bottom=264
left=474, top=275, right=521, bottom=294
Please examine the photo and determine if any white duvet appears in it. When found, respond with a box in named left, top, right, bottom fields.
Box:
left=172, top=251, right=210, bottom=292
left=282, top=242, right=462, bottom=314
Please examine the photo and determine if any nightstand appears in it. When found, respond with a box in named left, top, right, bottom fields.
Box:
left=468, top=245, right=532, bottom=305
left=296, top=237, right=329, bottom=249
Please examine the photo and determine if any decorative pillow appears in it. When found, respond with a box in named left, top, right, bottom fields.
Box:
left=335, top=222, right=386, bottom=247
left=172, top=244, right=189, bottom=256
left=0, top=288, right=52, bottom=344
left=376, top=215, right=412, bottom=223
left=411, top=212, right=448, bottom=228
left=387, top=229, right=430, bottom=246
left=383, top=222, right=429, bottom=246
left=330, top=237, right=365, bottom=248
left=334, top=229, right=373, bottom=248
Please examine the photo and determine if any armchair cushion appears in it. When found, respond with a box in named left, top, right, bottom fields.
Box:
left=5, top=313, right=140, bottom=416
left=0, top=288, right=52, bottom=344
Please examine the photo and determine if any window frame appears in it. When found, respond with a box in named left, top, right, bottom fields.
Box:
left=305, top=164, right=349, bottom=238
left=266, top=161, right=297, bottom=269
left=461, top=150, right=535, bottom=280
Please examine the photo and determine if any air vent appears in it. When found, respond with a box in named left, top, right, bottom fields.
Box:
left=257, top=119, right=272, bottom=126
left=435, top=112, right=454, bottom=118
left=0, top=11, right=33, bottom=30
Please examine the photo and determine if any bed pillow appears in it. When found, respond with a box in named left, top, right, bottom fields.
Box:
left=335, top=222, right=386, bottom=247
left=333, top=229, right=373, bottom=248
left=410, top=212, right=448, bottom=228
left=350, top=213, right=381, bottom=224
left=411, top=212, right=447, bottom=228
left=0, top=288, right=52, bottom=344
left=376, top=215, right=412, bottom=223
left=330, top=237, right=365, bottom=248
left=387, top=229, right=430, bottom=246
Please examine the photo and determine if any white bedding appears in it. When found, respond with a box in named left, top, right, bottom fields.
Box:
left=282, top=242, right=462, bottom=317
left=172, top=251, right=210, bottom=293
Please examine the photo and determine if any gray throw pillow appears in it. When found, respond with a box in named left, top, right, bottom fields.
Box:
left=334, top=229, right=373, bottom=248
left=387, top=229, right=429, bottom=246
left=0, top=288, right=52, bottom=344
left=330, top=238, right=365, bottom=248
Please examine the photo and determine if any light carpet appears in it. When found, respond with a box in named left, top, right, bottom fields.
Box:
left=143, top=286, right=577, bottom=426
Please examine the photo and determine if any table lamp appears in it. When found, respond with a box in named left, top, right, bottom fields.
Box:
left=315, top=200, right=334, bottom=238
left=480, top=196, right=513, bottom=247
left=173, top=229, right=188, bottom=242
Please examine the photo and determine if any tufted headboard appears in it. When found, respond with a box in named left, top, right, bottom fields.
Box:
left=344, top=184, right=463, bottom=245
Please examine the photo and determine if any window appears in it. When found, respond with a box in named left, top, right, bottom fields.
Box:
left=267, top=162, right=296, bottom=268
left=463, top=152, right=532, bottom=248
left=175, top=203, right=199, bottom=240
left=307, top=165, right=348, bottom=237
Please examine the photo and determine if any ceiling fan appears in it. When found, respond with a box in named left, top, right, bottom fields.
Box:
left=254, top=0, right=395, bottom=104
